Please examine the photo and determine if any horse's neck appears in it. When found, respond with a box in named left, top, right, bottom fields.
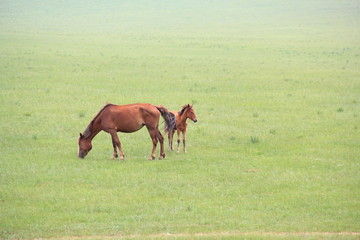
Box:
left=87, top=130, right=101, bottom=142
left=83, top=122, right=101, bottom=141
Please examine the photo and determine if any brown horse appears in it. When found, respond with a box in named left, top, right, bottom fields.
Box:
left=168, top=104, right=198, bottom=153
left=78, top=103, right=175, bottom=160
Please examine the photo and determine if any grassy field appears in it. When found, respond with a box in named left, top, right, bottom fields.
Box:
left=1, top=1, right=359, bottom=239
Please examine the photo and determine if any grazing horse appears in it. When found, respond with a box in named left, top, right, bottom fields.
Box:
left=168, top=104, right=198, bottom=153
left=78, top=103, right=175, bottom=160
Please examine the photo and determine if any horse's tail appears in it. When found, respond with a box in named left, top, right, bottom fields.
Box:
left=156, top=106, right=176, bottom=133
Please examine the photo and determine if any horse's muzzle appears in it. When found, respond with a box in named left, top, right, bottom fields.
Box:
left=193, top=119, right=198, bottom=123
left=77, top=152, right=86, bottom=159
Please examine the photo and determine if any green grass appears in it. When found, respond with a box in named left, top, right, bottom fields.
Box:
left=1, top=1, right=359, bottom=239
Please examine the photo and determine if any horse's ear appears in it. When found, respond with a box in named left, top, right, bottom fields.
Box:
left=79, top=133, right=83, bottom=139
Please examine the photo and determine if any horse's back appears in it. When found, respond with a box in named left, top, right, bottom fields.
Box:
left=124, top=103, right=161, bottom=120
left=107, top=103, right=158, bottom=115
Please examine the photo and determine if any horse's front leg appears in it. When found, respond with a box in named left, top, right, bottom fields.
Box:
left=110, top=131, right=125, bottom=160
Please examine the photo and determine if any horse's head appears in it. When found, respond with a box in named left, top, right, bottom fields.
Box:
left=77, top=133, right=92, bottom=158
left=185, top=104, right=198, bottom=123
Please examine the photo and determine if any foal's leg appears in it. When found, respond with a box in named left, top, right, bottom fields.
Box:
left=183, top=130, right=187, bottom=153
left=176, top=130, right=181, bottom=153
left=168, top=131, right=171, bottom=150
left=109, top=131, right=125, bottom=160
left=168, top=130, right=175, bottom=151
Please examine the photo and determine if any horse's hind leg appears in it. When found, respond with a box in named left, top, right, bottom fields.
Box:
left=146, top=127, right=158, bottom=160
left=156, top=129, right=165, bottom=160
left=109, top=131, right=125, bottom=160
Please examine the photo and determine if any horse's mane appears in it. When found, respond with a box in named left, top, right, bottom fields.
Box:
left=178, top=104, right=191, bottom=116
left=83, top=103, right=113, bottom=138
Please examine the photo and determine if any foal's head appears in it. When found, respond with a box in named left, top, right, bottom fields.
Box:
left=77, top=133, right=92, bottom=158
left=182, top=104, right=198, bottom=123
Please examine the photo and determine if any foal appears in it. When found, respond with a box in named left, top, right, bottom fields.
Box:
left=168, top=104, right=198, bottom=153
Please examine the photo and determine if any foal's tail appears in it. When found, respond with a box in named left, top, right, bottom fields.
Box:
left=156, top=106, right=176, bottom=133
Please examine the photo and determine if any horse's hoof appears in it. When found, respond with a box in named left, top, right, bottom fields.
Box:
left=148, top=156, right=155, bottom=160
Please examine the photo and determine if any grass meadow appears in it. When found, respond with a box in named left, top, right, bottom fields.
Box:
left=1, top=1, right=359, bottom=239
